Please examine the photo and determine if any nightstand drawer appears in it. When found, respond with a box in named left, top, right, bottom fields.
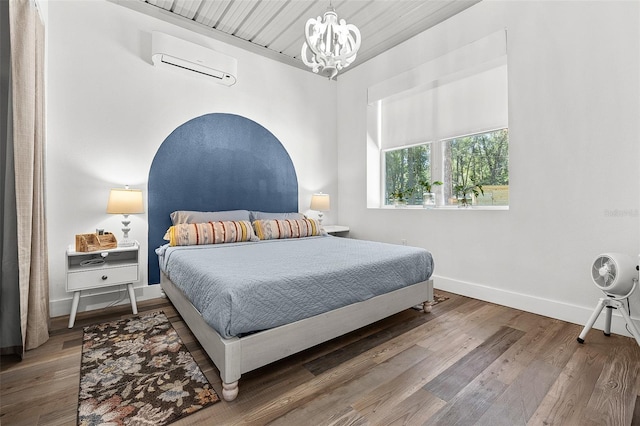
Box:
left=67, top=265, right=138, bottom=291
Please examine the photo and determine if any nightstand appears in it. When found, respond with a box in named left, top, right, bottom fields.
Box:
left=323, top=225, right=350, bottom=237
left=66, top=242, right=140, bottom=328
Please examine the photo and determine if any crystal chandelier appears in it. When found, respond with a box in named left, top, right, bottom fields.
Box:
left=301, top=6, right=361, bottom=80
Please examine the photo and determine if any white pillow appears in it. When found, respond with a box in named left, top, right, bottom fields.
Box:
left=249, top=211, right=306, bottom=222
left=170, top=210, right=251, bottom=225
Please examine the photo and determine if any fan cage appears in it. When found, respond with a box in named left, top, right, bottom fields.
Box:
left=591, top=253, right=636, bottom=296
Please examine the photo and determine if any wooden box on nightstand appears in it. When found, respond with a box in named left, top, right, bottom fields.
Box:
left=65, top=241, right=140, bottom=328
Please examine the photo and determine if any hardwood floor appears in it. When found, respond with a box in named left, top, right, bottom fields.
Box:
left=2, top=291, right=639, bottom=425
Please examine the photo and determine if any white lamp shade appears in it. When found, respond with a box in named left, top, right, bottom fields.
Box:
left=107, top=188, right=144, bottom=214
left=310, top=193, right=330, bottom=211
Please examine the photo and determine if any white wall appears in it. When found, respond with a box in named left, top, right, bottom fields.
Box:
left=46, top=0, right=338, bottom=316
left=337, top=1, right=640, bottom=337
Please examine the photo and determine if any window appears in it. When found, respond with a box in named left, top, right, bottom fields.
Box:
left=444, top=129, right=509, bottom=206
left=367, top=30, right=509, bottom=209
left=384, top=144, right=432, bottom=205
left=383, top=128, right=509, bottom=207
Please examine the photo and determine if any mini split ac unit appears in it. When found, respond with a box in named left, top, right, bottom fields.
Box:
left=151, top=32, right=237, bottom=86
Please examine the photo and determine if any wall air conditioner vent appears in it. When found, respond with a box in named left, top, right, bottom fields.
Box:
left=151, top=32, right=237, bottom=86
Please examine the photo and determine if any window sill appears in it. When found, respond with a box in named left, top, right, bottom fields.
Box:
left=376, top=205, right=509, bottom=211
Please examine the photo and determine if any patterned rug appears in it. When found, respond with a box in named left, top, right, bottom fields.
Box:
left=432, top=293, right=449, bottom=305
left=78, top=311, right=219, bottom=425
left=413, top=293, right=449, bottom=310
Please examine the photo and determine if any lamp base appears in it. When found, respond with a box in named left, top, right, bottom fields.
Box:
left=119, top=216, right=135, bottom=247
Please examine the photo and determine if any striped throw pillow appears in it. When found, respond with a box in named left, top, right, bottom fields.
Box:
left=165, top=220, right=259, bottom=246
left=252, top=219, right=324, bottom=240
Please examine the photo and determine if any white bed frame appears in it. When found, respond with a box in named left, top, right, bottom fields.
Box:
left=161, top=272, right=433, bottom=401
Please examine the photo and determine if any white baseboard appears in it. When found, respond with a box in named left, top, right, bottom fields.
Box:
left=434, top=275, right=640, bottom=339
left=50, top=277, right=639, bottom=340
left=49, top=284, right=164, bottom=319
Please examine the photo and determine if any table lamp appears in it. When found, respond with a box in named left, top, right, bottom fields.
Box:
left=310, top=193, right=330, bottom=225
left=107, top=186, right=144, bottom=247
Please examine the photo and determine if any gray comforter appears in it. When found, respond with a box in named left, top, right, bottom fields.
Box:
left=157, top=236, right=433, bottom=338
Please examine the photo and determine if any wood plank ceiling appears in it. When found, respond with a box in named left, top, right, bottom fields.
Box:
left=116, top=0, right=481, bottom=76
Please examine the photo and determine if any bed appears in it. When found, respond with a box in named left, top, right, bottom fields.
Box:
left=148, top=113, right=434, bottom=401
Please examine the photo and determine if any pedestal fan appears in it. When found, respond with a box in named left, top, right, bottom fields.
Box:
left=577, top=253, right=640, bottom=346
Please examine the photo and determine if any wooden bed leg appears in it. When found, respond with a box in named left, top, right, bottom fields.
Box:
left=221, top=379, right=239, bottom=401
left=423, top=301, right=433, bottom=313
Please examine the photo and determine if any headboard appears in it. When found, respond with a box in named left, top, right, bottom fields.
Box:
left=147, top=113, right=298, bottom=284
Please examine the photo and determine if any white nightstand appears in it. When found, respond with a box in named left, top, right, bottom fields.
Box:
left=66, top=242, right=140, bottom=328
left=323, top=225, right=350, bottom=237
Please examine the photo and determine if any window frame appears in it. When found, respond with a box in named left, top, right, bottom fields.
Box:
left=381, top=126, right=509, bottom=209
left=366, top=30, right=508, bottom=211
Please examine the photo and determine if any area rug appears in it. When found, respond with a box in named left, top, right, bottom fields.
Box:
left=413, top=293, right=449, bottom=310
left=78, top=311, right=219, bottom=425
left=432, top=293, right=449, bottom=305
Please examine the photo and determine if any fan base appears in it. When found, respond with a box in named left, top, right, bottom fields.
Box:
left=577, top=296, right=640, bottom=347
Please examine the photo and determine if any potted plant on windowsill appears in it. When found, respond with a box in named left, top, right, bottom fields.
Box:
left=417, top=179, right=442, bottom=208
left=389, top=188, right=413, bottom=207
left=453, top=180, right=484, bottom=208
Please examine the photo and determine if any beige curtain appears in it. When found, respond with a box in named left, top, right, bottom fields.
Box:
left=6, top=0, right=49, bottom=353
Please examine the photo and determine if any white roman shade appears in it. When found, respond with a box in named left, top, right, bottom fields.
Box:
left=370, top=30, right=508, bottom=150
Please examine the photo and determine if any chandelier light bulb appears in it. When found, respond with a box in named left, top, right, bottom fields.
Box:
left=301, top=7, right=361, bottom=80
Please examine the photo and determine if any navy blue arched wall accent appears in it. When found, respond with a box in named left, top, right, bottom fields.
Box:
left=147, top=113, right=299, bottom=284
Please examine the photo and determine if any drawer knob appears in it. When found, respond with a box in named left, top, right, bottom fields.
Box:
left=101, top=275, right=108, bottom=280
